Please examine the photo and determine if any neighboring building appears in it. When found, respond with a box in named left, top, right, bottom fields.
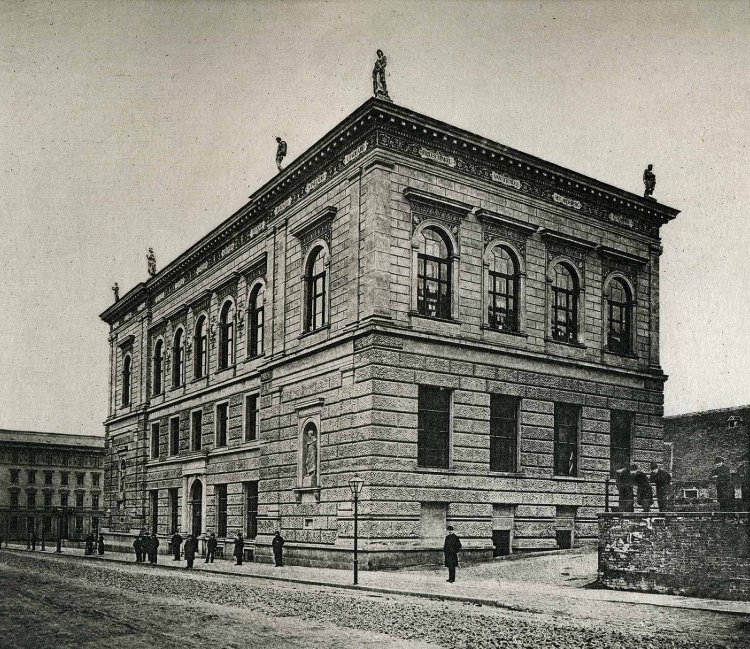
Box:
left=0, top=430, right=105, bottom=541
left=664, top=405, right=750, bottom=509
left=100, top=97, right=679, bottom=567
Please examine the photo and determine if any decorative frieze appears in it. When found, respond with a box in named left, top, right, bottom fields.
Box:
left=552, top=193, right=582, bottom=210
left=491, top=171, right=522, bottom=190
left=483, top=223, right=528, bottom=254
left=291, top=206, right=337, bottom=255
left=418, top=146, right=456, bottom=168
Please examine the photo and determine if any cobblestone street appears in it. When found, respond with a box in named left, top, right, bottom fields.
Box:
left=1, top=549, right=747, bottom=649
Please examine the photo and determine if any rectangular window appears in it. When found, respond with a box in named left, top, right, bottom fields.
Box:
left=150, top=490, right=158, bottom=534
left=490, top=395, right=519, bottom=472
left=43, top=516, right=52, bottom=535
left=10, top=469, right=19, bottom=484
left=75, top=515, right=83, bottom=536
left=92, top=495, right=100, bottom=511
left=60, top=492, right=68, bottom=508
left=92, top=473, right=100, bottom=488
left=9, top=515, right=18, bottom=532
left=417, top=386, right=451, bottom=469
left=75, top=492, right=84, bottom=509
left=244, top=481, right=258, bottom=539
left=191, top=409, right=203, bottom=451
left=216, top=484, right=228, bottom=537
left=169, top=488, right=179, bottom=534
left=151, top=422, right=160, bottom=459
left=554, top=403, right=580, bottom=477
left=27, top=470, right=36, bottom=485
left=10, top=492, right=19, bottom=509
left=170, top=416, right=180, bottom=456
left=244, top=394, right=259, bottom=442
left=44, top=492, right=52, bottom=509
left=76, top=473, right=85, bottom=487
left=216, top=402, right=229, bottom=447
left=610, top=410, right=633, bottom=477
left=60, top=472, right=69, bottom=486
left=27, top=492, right=36, bottom=509
left=44, top=471, right=53, bottom=486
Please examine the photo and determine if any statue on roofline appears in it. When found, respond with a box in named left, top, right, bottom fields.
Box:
left=643, top=164, right=656, bottom=198
left=147, top=248, right=157, bottom=277
left=112, top=282, right=120, bottom=302
left=372, top=49, right=391, bottom=101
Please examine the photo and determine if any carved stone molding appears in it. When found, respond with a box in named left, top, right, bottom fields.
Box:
left=291, top=206, right=336, bottom=256
left=403, top=188, right=471, bottom=234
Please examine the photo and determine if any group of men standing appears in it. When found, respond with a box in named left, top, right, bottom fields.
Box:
left=135, top=530, right=287, bottom=569
left=132, top=532, right=160, bottom=564
left=615, top=462, right=671, bottom=512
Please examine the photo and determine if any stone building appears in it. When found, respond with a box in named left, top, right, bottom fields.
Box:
left=663, top=405, right=749, bottom=509
left=100, top=97, right=679, bottom=567
left=0, top=429, right=105, bottom=542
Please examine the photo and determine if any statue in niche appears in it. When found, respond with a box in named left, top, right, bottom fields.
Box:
left=147, top=248, right=157, bottom=277
left=372, top=49, right=390, bottom=100
left=643, top=164, right=656, bottom=198
left=302, top=423, right=318, bottom=486
left=112, top=282, right=120, bottom=301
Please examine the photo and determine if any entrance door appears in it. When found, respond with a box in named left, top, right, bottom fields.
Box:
left=190, top=480, right=202, bottom=537
left=492, top=530, right=511, bottom=556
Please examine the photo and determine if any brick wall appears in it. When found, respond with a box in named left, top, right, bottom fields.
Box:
left=598, top=512, right=750, bottom=601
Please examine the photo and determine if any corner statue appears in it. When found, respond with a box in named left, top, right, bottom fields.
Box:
left=112, top=282, right=120, bottom=302
left=275, top=137, right=287, bottom=172
left=372, top=49, right=390, bottom=100
left=147, top=248, right=157, bottom=277
left=643, top=164, right=656, bottom=198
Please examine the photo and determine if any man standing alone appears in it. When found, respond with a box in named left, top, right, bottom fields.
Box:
left=206, top=532, right=217, bottom=563
left=234, top=531, right=245, bottom=566
left=650, top=462, right=672, bottom=512
left=443, top=526, right=462, bottom=583
left=632, top=464, right=653, bottom=513
left=711, top=457, right=733, bottom=511
left=171, top=531, right=183, bottom=561
left=272, top=531, right=285, bottom=567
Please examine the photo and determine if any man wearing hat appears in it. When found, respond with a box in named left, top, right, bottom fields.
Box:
left=711, top=457, right=733, bottom=511
left=443, top=525, right=462, bottom=583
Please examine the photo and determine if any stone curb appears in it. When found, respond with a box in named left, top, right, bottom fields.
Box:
left=2, top=548, right=748, bottom=617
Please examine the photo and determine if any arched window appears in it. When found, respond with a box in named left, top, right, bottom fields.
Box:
left=488, top=246, right=519, bottom=332
left=172, top=328, right=185, bottom=388
left=606, top=278, right=633, bottom=355
left=121, top=355, right=131, bottom=407
left=551, top=263, right=579, bottom=343
left=218, top=300, right=235, bottom=369
left=417, top=227, right=452, bottom=319
left=305, top=247, right=327, bottom=332
left=194, top=315, right=207, bottom=379
left=248, top=284, right=265, bottom=357
left=153, top=339, right=164, bottom=395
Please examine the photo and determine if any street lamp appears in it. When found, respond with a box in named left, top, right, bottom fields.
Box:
left=348, top=475, right=364, bottom=585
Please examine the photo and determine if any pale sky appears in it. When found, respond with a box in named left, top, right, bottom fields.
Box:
left=1, top=0, right=748, bottom=435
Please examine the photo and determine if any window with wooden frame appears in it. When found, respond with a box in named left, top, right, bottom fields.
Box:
left=551, top=263, right=579, bottom=343
left=218, top=301, right=235, bottom=369
left=417, top=385, right=451, bottom=469
left=248, top=283, right=265, bottom=357
left=172, top=328, right=185, bottom=387
left=417, top=227, right=452, bottom=319
left=490, top=395, right=519, bottom=472
left=194, top=315, right=208, bottom=378
left=487, top=247, right=520, bottom=332
left=606, top=278, right=633, bottom=355
left=305, top=247, right=327, bottom=332
left=554, top=403, right=580, bottom=477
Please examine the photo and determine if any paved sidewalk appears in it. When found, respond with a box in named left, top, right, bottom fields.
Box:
left=3, top=543, right=748, bottom=618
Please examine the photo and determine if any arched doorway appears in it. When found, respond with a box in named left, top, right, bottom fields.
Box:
left=189, top=479, right=203, bottom=537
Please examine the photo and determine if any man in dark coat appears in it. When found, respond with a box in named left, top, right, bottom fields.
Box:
left=233, top=531, right=244, bottom=566
left=171, top=531, right=183, bottom=561
left=650, top=462, right=672, bottom=512
left=272, top=531, right=285, bottom=567
left=150, top=533, right=160, bottom=564
left=615, top=466, right=634, bottom=512
left=632, top=464, right=653, bottom=512
left=711, top=457, right=733, bottom=511
left=133, top=535, right=143, bottom=562
left=206, top=532, right=217, bottom=563
left=85, top=533, right=94, bottom=555
left=184, top=534, right=196, bottom=569
left=97, top=533, right=105, bottom=555
left=30, top=530, right=37, bottom=551
left=443, top=526, right=462, bottom=583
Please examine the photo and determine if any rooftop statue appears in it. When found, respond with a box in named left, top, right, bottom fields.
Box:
left=643, top=164, right=656, bottom=198
left=147, top=248, right=157, bottom=277
left=372, top=49, right=391, bottom=101
left=275, top=137, right=287, bottom=172
left=112, top=282, right=120, bottom=302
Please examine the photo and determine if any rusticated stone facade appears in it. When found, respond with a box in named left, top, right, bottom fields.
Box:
left=100, top=98, right=679, bottom=567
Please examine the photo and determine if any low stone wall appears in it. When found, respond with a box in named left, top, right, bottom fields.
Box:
left=598, top=512, right=750, bottom=601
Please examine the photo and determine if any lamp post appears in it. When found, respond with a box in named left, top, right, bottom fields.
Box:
left=348, top=475, right=364, bottom=585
